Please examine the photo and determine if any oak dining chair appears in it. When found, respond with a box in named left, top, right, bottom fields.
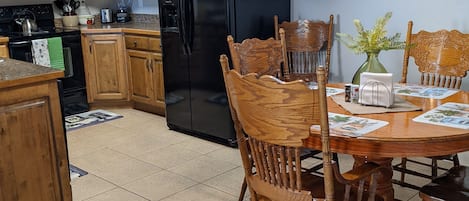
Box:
left=226, top=33, right=335, bottom=200
left=221, top=54, right=383, bottom=201
left=227, top=33, right=287, bottom=200
left=419, top=166, right=469, bottom=201
left=274, top=15, right=334, bottom=82
left=274, top=14, right=338, bottom=176
left=394, top=20, right=469, bottom=189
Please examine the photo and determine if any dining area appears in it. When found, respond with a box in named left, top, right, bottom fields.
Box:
left=220, top=6, right=469, bottom=201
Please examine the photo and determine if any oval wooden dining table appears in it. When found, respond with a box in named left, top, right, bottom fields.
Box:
left=303, top=83, right=469, bottom=201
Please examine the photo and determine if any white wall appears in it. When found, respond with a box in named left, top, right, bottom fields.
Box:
left=292, top=0, right=469, bottom=90
left=73, top=0, right=158, bottom=14
left=131, top=0, right=158, bottom=14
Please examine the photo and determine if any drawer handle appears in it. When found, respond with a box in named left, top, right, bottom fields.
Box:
left=150, top=59, right=154, bottom=72
left=146, top=59, right=150, bottom=71
left=133, top=41, right=137, bottom=47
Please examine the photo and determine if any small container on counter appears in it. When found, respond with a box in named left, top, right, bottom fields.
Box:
left=345, top=84, right=351, bottom=102
left=351, top=84, right=360, bottom=103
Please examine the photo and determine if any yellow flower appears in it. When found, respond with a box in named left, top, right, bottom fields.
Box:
left=336, top=12, right=406, bottom=54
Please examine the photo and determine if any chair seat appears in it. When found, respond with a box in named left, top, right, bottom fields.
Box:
left=419, top=166, right=469, bottom=201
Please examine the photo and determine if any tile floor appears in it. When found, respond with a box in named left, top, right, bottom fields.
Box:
left=68, top=108, right=453, bottom=201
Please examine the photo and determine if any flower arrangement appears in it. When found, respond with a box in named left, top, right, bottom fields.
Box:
left=336, top=12, right=406, bottom=54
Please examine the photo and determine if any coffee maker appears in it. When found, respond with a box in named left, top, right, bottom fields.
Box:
left=116, top=0, right=132, bottom=23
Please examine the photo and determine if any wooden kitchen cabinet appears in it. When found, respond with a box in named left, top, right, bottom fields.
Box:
left=0, top=59, right=71, bottom=201
left=126, top=34, right=165, bottom=115
left=81, top=33, right=129, bottom=104
left=0, top=37, right=9, bottom=58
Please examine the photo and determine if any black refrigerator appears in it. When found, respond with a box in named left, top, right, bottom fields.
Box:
left=158, top=0, right=290, bottom=146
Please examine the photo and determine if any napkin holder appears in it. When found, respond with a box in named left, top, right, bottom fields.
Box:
left=358, top=72, right=394, bottom=107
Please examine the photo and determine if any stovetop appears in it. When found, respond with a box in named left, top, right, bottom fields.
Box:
left=3, top=28, right=81, bottom=42
left=0, top=4, right=80, bottom=42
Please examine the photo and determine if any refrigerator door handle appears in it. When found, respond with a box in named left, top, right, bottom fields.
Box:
left=225, top=0, right=231, bottom=35
left=178, top=0, right=188, bottom=55
left=186, top=0, right=194, bottom=54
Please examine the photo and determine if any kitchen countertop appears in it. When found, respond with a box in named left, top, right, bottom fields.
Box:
left=0, top=58, right=64, bottom=89
left=78, top=22, right=160, bottom=36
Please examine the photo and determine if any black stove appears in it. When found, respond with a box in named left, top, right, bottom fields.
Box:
left=1, top=4, right=89, bottom=116
left=0, top=4, right=81, bottom=40
left=0, top=4, right=55, bottom=33
left=5, top=28, right=80, bottom=41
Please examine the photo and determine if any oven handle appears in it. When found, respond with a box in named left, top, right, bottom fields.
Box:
left=9, top=41, right=32, bottom=46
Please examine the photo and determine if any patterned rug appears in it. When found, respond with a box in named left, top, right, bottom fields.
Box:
left=70, top=164, right=87, bottom=180
left=65, top=109, right=123, bottom=131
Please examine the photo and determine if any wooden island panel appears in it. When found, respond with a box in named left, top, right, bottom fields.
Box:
left=0, top=58, right=71, bottom=201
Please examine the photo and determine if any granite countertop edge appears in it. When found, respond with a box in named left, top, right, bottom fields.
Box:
left=0, top=58, right=64, bottom=89
left=73, top=22, right=160, bottom=35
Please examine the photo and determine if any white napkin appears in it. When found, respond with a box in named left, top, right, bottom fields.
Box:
left=358, top=72, right=394, bottom=107
left=31, top=39, right=51, bottom=67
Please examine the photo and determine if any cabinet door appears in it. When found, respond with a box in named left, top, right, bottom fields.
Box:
left=0, top=82, right=70, bottom=201
left=83, top=34, right=128, bottom=102
left=151, top=53, right=165, bottom=107
left=128, top=50, right=153, bottom=103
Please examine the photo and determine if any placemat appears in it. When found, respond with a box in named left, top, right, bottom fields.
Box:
left=331, top=95, right=421, bottom=115
left=413, top=102, right=469, bottom=129
left=394, top=85, right=459, bottom=99
left=312, top=112, right=389, bottom=137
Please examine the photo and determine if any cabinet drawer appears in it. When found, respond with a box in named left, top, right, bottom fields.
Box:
left=125, top=35, right=149, bottom=50
left=125, top=35, right=161, bottom=52
left=148, top=38, right=161, bottom=52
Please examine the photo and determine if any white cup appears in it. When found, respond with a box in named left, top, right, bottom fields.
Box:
left=79, top=15, right=94, bottom=25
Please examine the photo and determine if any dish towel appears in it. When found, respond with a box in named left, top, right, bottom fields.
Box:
left=31, top=39, right=51, bottom=67
left=47, top=37, right=65, bottom=70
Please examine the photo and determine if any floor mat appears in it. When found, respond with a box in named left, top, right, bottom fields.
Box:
left=65, top=109, right=123, bottom=131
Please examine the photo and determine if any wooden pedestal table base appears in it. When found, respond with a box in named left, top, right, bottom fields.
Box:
left=353, top=156, right=394, bottom=201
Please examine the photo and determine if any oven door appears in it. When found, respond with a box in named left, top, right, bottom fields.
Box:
left=9, top=40, right=33, bottom=62
left=61, top=34, right=85, bottom=83
left=9, top=38, right=74, bottom=78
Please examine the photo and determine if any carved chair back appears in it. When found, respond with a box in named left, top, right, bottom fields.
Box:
left=274, top=15, right=334, bottom=82
left=401, top=21, right=469, bottom=89
left=227, top=34, right=286, bottom=78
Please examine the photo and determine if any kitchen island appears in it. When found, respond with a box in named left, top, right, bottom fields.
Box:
left=0, top=58, right=71, bottom=201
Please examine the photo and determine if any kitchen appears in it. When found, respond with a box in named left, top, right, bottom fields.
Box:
left=1, top=0, right=469, bottom=201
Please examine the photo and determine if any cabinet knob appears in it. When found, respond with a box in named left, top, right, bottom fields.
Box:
left=133, top=41, right=137, bottom=47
